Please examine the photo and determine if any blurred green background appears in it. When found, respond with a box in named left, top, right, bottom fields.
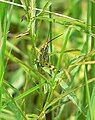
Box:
left=0, top=0, right=95, bottom=120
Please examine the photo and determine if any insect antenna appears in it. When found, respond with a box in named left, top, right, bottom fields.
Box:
left=47, top=33, right=63, bottom=44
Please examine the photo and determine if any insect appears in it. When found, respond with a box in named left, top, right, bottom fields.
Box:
left=37, top=33, right=63, bottom=72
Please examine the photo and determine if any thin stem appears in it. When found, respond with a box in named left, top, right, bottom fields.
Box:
left=84, top=0, right=92, bottom=119
left=49, top=4, right=53, bottom=64
left=0, top=0, right=14, bottom=106
left=91, top=1, right=95, bottom=78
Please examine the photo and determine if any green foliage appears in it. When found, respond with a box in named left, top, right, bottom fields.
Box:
left=0, top=0, right=95, bottom=120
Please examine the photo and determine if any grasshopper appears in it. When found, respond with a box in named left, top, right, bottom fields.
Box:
left=37, top=33, right=63, bottom=72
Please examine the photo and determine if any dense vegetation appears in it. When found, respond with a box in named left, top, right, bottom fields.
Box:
left=0, top=0, right=95, bottom=120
